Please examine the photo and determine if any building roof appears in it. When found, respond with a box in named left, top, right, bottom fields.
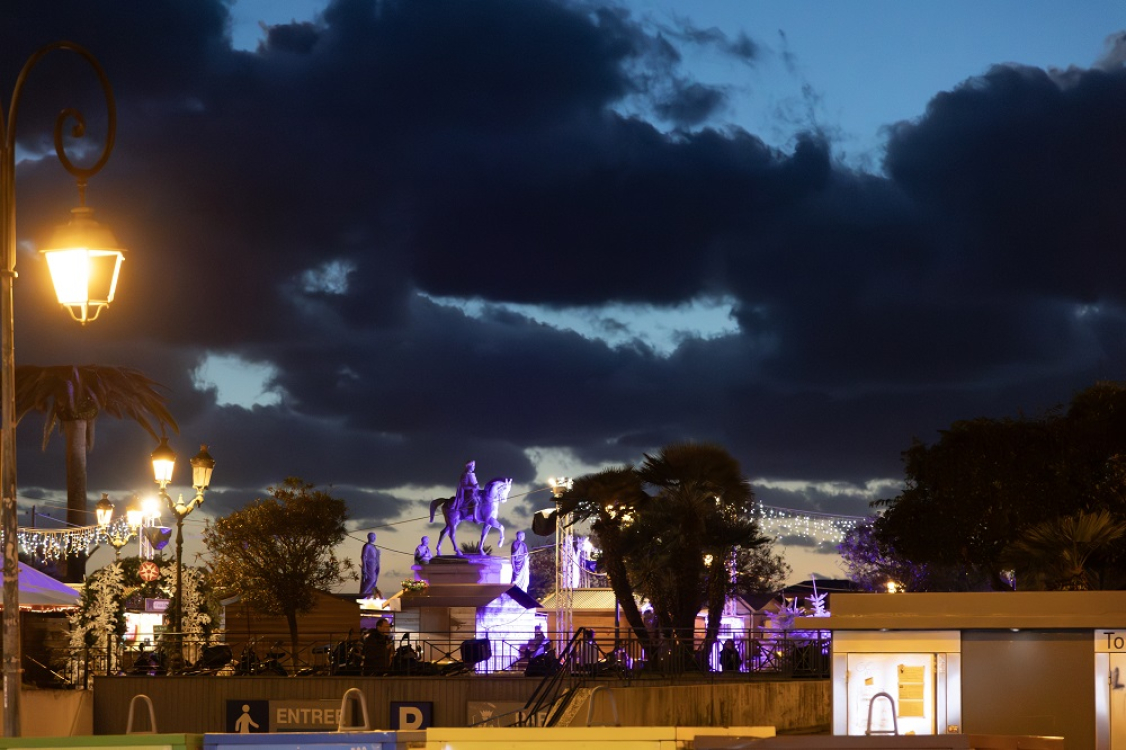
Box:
left=539, top=588, right=620, bottom=610
left=817, top=591, right=1126, bottom=630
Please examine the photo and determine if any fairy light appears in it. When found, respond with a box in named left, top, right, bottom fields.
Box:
left=755, top=502, right=864, bottom=546
left=16, top=520, right=127, bottom=562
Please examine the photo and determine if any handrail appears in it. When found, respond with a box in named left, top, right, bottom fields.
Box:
left=126, top=694, right=157, bottom=734
left=865, top=691, right=899, bottom=736
left=585, top=684, right=620, bottom=727
left=64, top=627, right=830, bottom=687
left=519, top=627, right=591, bottom=726
left=336, top=687, right=370, bottom=731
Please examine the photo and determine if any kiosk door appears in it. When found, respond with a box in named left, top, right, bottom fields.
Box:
left=1111, top=652, right=1126, bottom=750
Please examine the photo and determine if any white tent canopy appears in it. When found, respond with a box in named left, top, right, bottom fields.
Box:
left=0, top=556, right=80, bottom=608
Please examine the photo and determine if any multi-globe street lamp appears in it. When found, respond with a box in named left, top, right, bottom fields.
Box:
left=95, top=492, right=144, bottom=560
left=150, top=439, right=214, bottom=669
left=0, top=42, right=126, bottom=736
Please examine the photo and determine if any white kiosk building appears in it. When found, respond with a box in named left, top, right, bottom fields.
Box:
left=815, top=591, right=1126, bottom=748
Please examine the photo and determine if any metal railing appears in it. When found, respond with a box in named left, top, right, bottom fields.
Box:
left=48, top=627, right=830, bottom=686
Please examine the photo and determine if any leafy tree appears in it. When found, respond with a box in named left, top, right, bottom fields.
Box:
left=876, top=382, right=1126, bottom=590
left=838, top=519, right=931, bottom=592
left=1001, top=510, right=1126, bottom=591
left=202, top=478, right=355, bottom=660
left=526, top=542, right=555, bottom=601
left=562, top=443, right=767, bottom=661
left=15, top=365, right=178, bottom=581
left=733, top=544, right=792, bottom=596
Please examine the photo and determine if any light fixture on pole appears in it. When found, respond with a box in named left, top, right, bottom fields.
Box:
left=548, top=477, right=573, bottom=639
left=96, top=493, right=143, bottom=561
left=0, top=42, right=122, bottom=737
left=151, top=439, right=214, bottom=669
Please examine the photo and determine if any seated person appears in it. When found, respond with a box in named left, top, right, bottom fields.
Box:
left=720, top=638, right=742, bottom=672
left=520, top=625, right=547, bottom=660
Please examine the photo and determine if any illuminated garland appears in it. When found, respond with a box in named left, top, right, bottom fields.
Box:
left=755, top=503, right=863, bottom=546
left=17, top=520, right=133, bottom=562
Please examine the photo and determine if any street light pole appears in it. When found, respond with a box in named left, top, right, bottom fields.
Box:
left=0, top=42, right=125, bottom=737
left=150, top=440, right=214, bottom=670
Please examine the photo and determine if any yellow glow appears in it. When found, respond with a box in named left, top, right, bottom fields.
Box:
left=142, top=495, right=162, bottom=520
left=43, top=246, right=124, bottom=324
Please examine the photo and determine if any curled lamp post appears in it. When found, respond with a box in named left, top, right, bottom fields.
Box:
left=1, top=42, right=123, bottom=737
left=150, top=439, right=214, bottom=669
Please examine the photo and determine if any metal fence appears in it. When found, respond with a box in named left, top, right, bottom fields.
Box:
left=51, top=626, right=830, bottom=687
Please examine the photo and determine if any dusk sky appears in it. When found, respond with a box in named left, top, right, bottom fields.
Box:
left=3, top=0, right=1126, bottom=590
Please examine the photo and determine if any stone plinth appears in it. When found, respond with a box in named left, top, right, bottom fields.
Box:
left=415, top=554, right=506, bottom=584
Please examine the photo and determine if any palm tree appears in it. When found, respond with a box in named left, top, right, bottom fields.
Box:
left=15, top=365, right=178, bottom=581
left=634, top=443, right=765, bottom=654
left=566, top=467, right=652, bottom=652
left=1001, top=509, right=1126, bottom=591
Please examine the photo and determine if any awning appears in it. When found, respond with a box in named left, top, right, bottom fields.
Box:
left=0, top=557, right=80, bottom=608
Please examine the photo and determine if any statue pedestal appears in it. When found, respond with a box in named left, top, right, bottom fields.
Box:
left=415, top=554, right=507, bottom=585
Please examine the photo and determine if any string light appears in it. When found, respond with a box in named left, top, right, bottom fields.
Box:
left=16, top=520, right=131, bottom=562
left=755, top=502, right=863, bottom=546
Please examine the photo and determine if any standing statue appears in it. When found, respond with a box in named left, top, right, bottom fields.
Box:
left=414, top=536, right=433, bottom=565
left=429, top=460, right=513, bottom=555
left=510, top=530, right=529, bottom=590
left=360, top=532, right=381, bottom=598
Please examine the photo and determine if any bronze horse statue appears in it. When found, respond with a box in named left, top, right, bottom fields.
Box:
left=429, top=477, right=513, bottom=555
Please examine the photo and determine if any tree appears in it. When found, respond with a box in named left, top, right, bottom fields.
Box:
left=526, top=542, right=555, bottom=601
left=563, top=443, right=767, bottom=662
left=875, top=381, right=1126, bottom=590
left=15, top=365, right=178, bottom=582
left=564, top=467, right=653, bottom=651
left=202, top=478, right=355, bottom=661
left=838, top=519, right=930, bottom=592
left=733, top=544, right=792, bottom=596
left=1001, top=510, right=1126, bottom=591
left=633, top=443, right=766, bottom=654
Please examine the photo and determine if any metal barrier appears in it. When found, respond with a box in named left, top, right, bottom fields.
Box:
left=50, top=627, right=831, bottom=685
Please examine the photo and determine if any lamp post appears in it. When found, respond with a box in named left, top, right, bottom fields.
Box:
left=549, top=477, right=573, bottom=639
left=96, top=493, right=142, bottom=560
left=0, top=42, right=125, bottom=737
left=150, top=439, right=214, bottom=669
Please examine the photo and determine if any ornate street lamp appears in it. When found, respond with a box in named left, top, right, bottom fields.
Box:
left=96, top=493, right=143, bottom=560
left=0, top=42, right=122, bottom=736
left=150, top=440, right=214, bottom=669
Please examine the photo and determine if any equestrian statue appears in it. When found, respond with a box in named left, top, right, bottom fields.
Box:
left=429, top=459, right=513, bottom=555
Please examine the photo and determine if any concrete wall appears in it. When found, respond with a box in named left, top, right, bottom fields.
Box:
left=93, top=675, right=829, bottom=734
left=1, top=689, right=94, bottom=735
left=579, top=681, right=829, bottom=733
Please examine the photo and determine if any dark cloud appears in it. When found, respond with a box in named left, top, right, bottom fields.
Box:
left=3, top=1, right=1126, bottom=584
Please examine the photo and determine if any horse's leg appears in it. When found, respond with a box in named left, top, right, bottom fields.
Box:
left=495, top=521, right=505, bottom=549
left=451, top=519, right=463, bottom=556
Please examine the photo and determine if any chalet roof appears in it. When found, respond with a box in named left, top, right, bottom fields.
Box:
left=539, top=587, right=619, bottom=610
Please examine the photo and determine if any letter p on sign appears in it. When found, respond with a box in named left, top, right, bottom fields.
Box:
left=391, top=701, right=432, bottom=729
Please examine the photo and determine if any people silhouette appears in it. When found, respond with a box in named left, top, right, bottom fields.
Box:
left=235, top=704, right=259, bottom=733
